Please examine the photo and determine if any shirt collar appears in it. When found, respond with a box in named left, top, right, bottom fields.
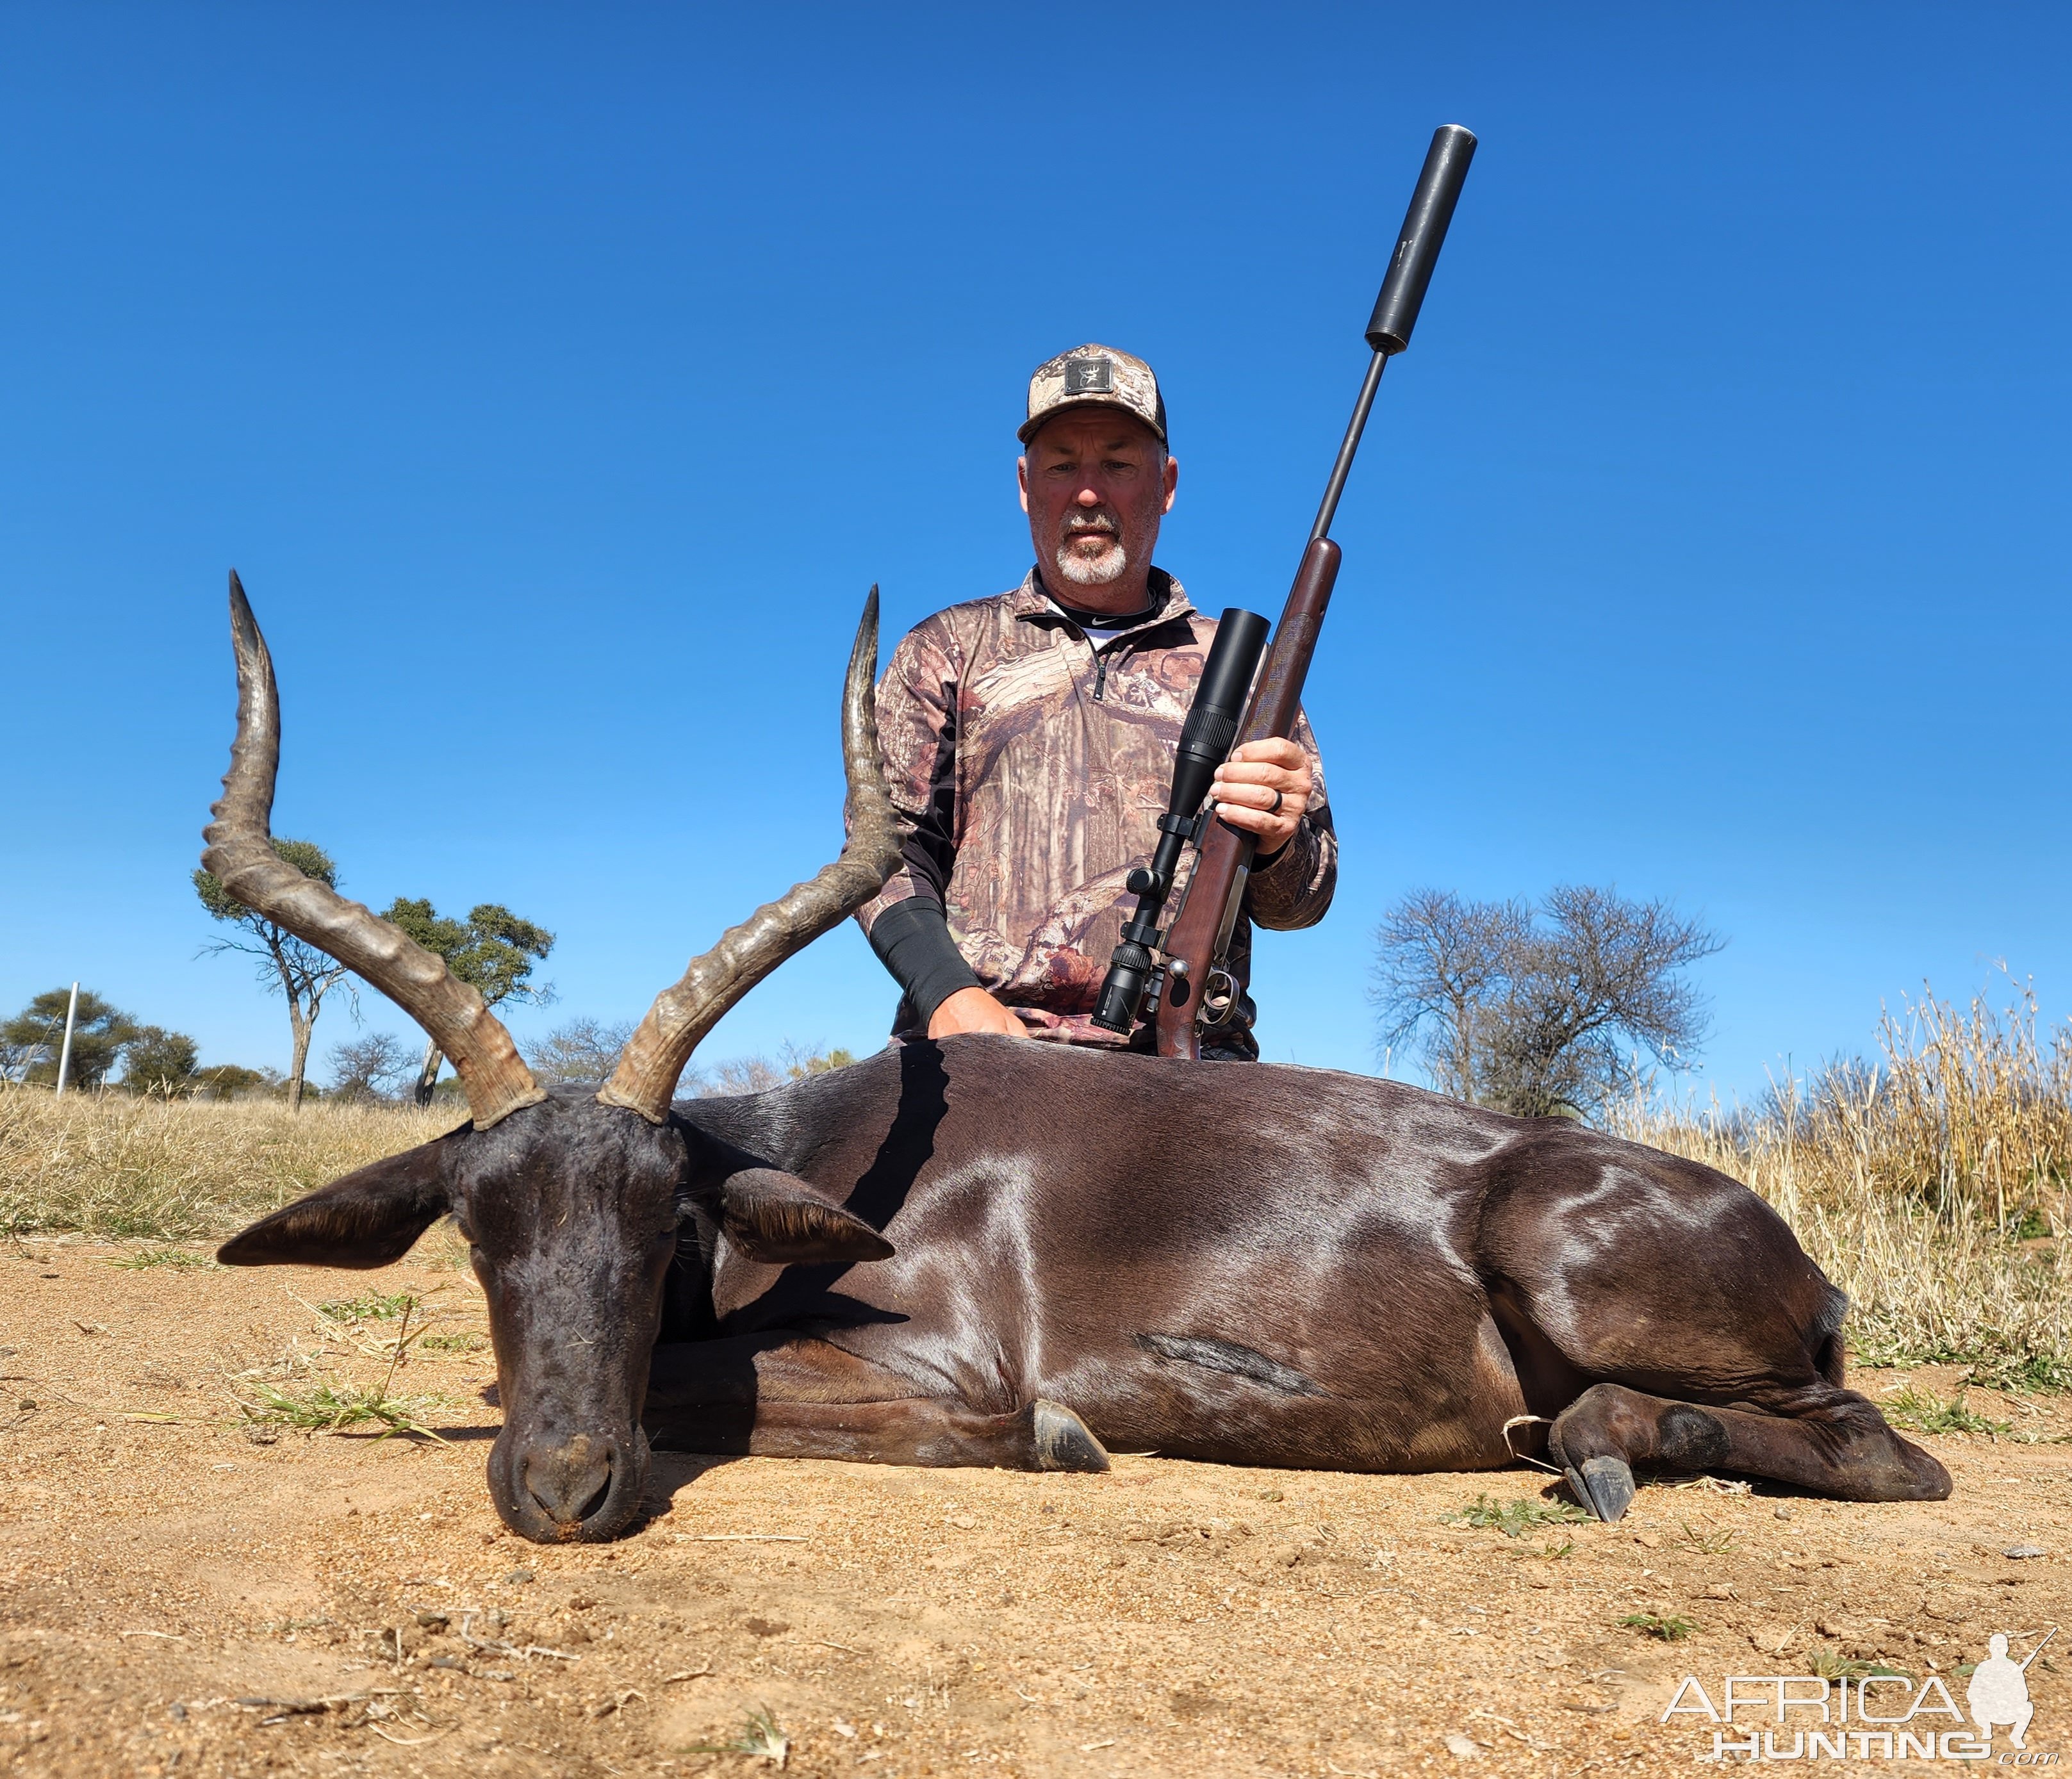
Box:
left=1011, top=566, right=1197, bottom=639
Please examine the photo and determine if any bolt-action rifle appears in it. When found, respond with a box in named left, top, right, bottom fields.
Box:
left=1090, top=123, right=1477, bottom=1056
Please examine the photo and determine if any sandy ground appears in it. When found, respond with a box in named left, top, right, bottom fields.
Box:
left=0, top=1237, right=2065, bottom=1778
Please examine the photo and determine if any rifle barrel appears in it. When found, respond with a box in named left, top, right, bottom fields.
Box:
left=1309, top=122, right=1475, bottom=544
left=1310, top=351, right=1388, bottom=543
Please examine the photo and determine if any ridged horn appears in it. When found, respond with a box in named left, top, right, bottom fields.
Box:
left=201, top=571, right=547, bottom=1131
left=598, top=586, right=903, bottom=1123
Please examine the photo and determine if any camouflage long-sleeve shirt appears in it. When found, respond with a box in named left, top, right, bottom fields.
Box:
left=857, top=567, right=1336, bottom=1050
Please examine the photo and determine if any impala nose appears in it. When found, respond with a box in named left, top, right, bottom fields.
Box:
left=521, top=1434, right=617, bottom=1529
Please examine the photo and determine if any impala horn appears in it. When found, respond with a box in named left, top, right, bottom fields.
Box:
left=598, top=586, right=903, bottom=1124
left=202, top=571, right=548, bottom=1131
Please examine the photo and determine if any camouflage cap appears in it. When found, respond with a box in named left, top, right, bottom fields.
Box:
left=1018, top=344, right=1167, bottom=447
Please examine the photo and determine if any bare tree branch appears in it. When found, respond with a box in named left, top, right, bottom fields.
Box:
left=325, top=1033, right=415, bottom=1103
left=1370, top=889, right=1530, bottom=1099
left=522, top=1017, right=636, bottom=1086
left=1370, top=885, right=1724, bottom=1119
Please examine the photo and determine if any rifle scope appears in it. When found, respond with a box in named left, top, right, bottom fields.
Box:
left=1091, top=605, right=1271, bottom=1035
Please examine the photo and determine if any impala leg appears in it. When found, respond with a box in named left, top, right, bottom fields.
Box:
left=1548, top=1382, right=1952, bottom=1521
left=732, top=1394, right=1108, bottom=1472
left=643, top=1335, right=1108, bottom=1472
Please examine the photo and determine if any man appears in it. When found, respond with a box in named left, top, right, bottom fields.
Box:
left=858, top=344, right=1336, bottom=1060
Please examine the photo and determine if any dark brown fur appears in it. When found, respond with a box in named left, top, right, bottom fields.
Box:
left=220, top=1036, right=1949, bottom=1542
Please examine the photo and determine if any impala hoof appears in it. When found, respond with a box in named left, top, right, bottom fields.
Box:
left=1566, top=1455, right=1636, bottom=1523
left=1032, top=1399, right=1109, bottom=1473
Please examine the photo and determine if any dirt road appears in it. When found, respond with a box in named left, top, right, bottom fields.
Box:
left=1, top=1238, right=2064, bottom=1776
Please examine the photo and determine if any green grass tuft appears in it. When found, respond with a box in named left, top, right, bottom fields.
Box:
left=686, top=1705, right=790, bottom=1766
left=1884, top=1386, right=2011, bottom=1438
left=418, top=1331, right=486, bottom=1352
left=236, top=1380, right=450, bottom=1443
left=1965, top=1352, right=2072, bottom=1394
left=315, top=1290, right=419, bottom=1324
left=1620, top=1612, right=1695, bottom=1643
left=106, top=1247, right=217, bottom=1270
left=1809, top=1646, right=1911, bottom=1679
left=1451, top=1493, right=1590, bottom=1538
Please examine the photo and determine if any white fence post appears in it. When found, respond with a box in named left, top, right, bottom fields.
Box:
left=53, top=981, right=79, bottom=1099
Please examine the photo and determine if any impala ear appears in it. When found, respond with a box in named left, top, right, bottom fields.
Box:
left=716, top=1168, right=894, bottom=1265
left=218, top=1144, right=452, bottom=1270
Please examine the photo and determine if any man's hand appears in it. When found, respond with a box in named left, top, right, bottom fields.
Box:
left=1212, top=738, right=1310, bottom=854
left=927, top=986, right=1030, bottom=1040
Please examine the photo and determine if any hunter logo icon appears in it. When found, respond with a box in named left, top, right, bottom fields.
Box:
left=1969, top=1627, right=2053, bottom=1750
left=1065, top=356, right=1114, bottom=395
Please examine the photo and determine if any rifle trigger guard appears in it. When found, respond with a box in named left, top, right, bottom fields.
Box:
left=1198, top=967, right=1240, bottom=1028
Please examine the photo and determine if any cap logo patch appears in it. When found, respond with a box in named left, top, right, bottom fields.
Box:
left=1065, top=357, right=1115, bottom=395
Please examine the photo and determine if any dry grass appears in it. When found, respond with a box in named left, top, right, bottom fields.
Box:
left=1610, top=980, right=2071, bottom=1385
left=0, top=1089, right=457, bottom=1242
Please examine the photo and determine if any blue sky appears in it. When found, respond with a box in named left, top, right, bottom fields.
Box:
left=3, top=4, right=2066, bottom=1103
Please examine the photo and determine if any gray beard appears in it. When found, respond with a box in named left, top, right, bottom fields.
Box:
left=1053, top=534, right=1128, bottom=587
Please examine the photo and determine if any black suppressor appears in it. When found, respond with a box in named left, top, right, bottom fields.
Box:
left=1091, top=606, right=1272, bottom=1035
left=1365, top=123, right=1476, bottom=356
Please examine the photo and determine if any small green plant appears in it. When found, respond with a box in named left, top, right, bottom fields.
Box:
left=419, top=1331, right=486, bottom=1352
left=107, top=1247, right=217, bottom=1270
left=236, top=1380, right=449, bottom=1443
left=1966, top=1353, right=2072, bottom=1394
left=1620, top=1612, right=1694, bottom=1643
left=1678, top=1520, right=1737, bottom=1555
left=1452, top=1493, right=1590, bottom=1539
left=1885, top=1386, right=2010, bottom=1438
left=1537, top=1537, right=1575, bottom=1561
left=686, top=1705, right=789, bottom=1767
left=1809, top=1646, right=1910, bottom=1680
left=317, top=1290, right=418, bottom=1323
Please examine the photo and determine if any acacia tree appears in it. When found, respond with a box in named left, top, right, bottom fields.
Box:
left=189, top=1063, right=273, bottom=1099
left=382, top=899, right=555, bottom=1103
left=1, top=988, right=135, bottom=1089
left=1372, top=885, right=1723, bottom=1119
left=193, top=838, right=352, bottom=1111
left=0, top=997, right=65, bottom=1085
left=120, top=1026, right=202, bottom=1095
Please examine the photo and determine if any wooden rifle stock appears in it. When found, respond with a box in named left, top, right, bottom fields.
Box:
left=1154, top=537, right=1341, bottom=1058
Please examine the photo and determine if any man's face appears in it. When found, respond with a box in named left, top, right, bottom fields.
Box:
left=1017, top=409, right=1179, bottom=605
